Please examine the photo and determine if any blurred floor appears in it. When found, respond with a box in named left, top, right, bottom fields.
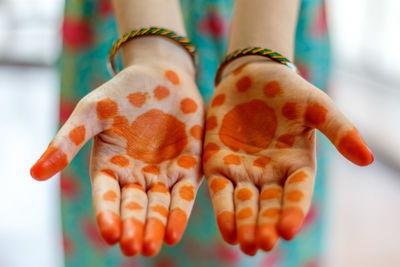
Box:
left=0, top=65, right=399, bottom=267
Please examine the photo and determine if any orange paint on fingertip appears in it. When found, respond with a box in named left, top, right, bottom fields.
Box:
left=256, top=223, right=279, bottom=251
left=179, top=185, right=195, bottom=201
left=96, top=98, right=118, bottom=119
left=110, top=155, right=129, bottom=167
left=120, top=218, right=144, bottom=256
left=177, top=156, right=197, bottom=169
left=236, top=76, right=252, bottom=92
left=165, top=70, right=180, bottom=85
left=30, top=146, right=68, bottom=181
left=153, top=85, right=170, bottom=100
left=237, top=224, right=257, bottom=256
left=223, top=154, right=241, bottom=165
left=96, top=211, right=121, bottom=245
left=337, top=128, right=374, bottom=166
left=277, top=206, right=304, bottom=240
left=69, top=125, right=85, bottom=145
left=143, top=218, right=165, bottom=257
left=217, top=211, right=237, bottom=245
left=165, top=207, right=188, bottom=246
left=263, top=81, right=282, bottom=98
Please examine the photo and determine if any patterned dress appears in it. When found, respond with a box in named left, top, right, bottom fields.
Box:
left=60, top=0, right=331, bottom=266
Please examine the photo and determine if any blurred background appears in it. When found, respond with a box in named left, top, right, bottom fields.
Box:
left=0, top=0, right=399, bottom=266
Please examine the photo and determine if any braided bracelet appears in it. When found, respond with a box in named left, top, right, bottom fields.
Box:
left=107, top=27, right=197, bottom=76
left=214, top=47, right=300, bottom=85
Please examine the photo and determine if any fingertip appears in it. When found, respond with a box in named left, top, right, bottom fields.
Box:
left=96, top=211, right=121, bottom=245
left=277, top=207, right=304, bottom=241
left=30, top=146, right=68, bottom=180
left=237, top=224, right=257, bottom=256
left=142, top=218, right=165, bottom=257
left=217, top=211, right=237, bottom=245
left=164, top=208, right=188, bottom=246
left=337, top=128, right=374, bottom=166
left=256, top=223, right=279, bottom=252
left=120, top=218, right=144, bottom=256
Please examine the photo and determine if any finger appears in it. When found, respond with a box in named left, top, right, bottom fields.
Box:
left=277, top=168, right=315, bottom=240
left=142, top=182, right=170, bottom=257
left=235, top=182, right=259, bottom=256
left=207, top=175, right=237, bottom=245
left=92, top=169, right=121, bottom=245
left=30, top=97, right=107, bottom=180
left=165, top=179, right=199, bottom=246
left=305, top=90, right=373, bottom=166
left=119, top=183, right=147, bottom=256
left=256, top=183, right=282, bottom=251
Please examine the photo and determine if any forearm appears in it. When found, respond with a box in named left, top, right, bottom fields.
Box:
left=112, top=0, right=194, bottom=76
left=224, top=0, right=300, bottom=75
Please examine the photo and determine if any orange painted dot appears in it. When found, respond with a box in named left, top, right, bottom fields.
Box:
left=96, top=98, right=118, bottom=119
left=103, top=190, right=118, bottom=202
left=112, top=109, right=188, bottom=164
left=165, top=70, right=180, bottom=85
left=288, top=171, right=308, bottom=184
left=211, top=94, right=226, bottom=107
left=337, top=128, right=374, bottom=166
left=209, top=178, right=229, bottom=194
left=69, top=125, right=85, bottom=145
left=142, top=165, right=160, bottom=175
left=151, top=205, right=168, bottom=217
left=101, top=169, right=116, bottom=179
left=223, top=154, right=241, bottom=165
left=153, top=85, right=170, bottom=100
left=282, top=102, right=297, bottom=120
left=219, top=100, right=277, bottom=154
left=253, top=156, right=271, bottom=168
left=260, top=188, right=282, bottom=201
left=30, top=146, right=68, bottom=181
left=110, top=155, right=129, bottom=167
left=190, top=125, right=203, bottom=140
left=177, top=156, right=196, bottom=169
left=180, top=98, right=198, bottom=114
left=236, top=188, right=253, bottom=201
left=205, top=116, right=218, bottom=131
left=305, top=102, right=328, bottom=126
left=286, top=190, right=304, bottom=202
left=236, top=76, right=251, bottom=92
left=202, top=142, right=220, bottom=163
left=263, top=81, right=282, bottom=98
left=126, top=201, right=143, bottom=210
left=127, top=92, right=146, bottom=107
left=179, top=185, right=195, bottom=201
left=149, top=183, right=169, bottom=193
left=124, top=183, right=145, bottom=192
left=262, top=208, right=280, bottom=218
left=237, top=207, right=253, bottom=220
left=276, top=134, right=296, bottom=148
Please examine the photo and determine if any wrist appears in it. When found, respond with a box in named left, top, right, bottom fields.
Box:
left=120, top=37, right=195, bottom=79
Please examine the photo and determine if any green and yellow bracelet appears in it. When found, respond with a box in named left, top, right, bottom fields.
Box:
left=108, top=27, right=197, bottom=75
left=215, top=46, right=300, bottom=85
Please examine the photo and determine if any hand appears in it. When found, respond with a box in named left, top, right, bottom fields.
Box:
left=203, top=61, right=373, bottom=255
left=30, top=63, right=204, bottom=256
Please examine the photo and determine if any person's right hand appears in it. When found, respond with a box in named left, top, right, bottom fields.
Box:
left=30, top=63, right=205, bottom=257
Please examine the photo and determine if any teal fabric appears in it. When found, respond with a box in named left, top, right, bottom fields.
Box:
left=59, top=0, right=331, bottom=266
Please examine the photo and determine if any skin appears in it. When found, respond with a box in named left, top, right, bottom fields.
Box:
left=204, top=61, right=374, bottom=255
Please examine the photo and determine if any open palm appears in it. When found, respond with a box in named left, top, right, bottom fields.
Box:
left=203, top=62, right=373, bottom=255
left=31, top=64, right=204, bottom=256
